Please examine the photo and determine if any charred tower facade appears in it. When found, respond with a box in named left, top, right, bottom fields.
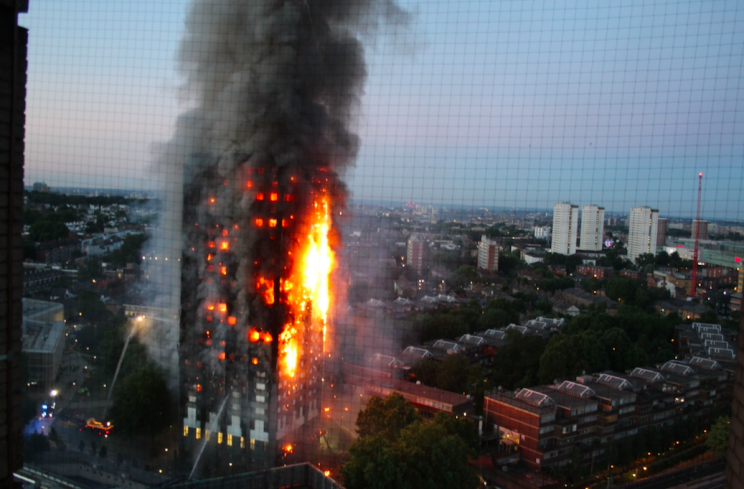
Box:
left=167, top=0, right=407, bottom=477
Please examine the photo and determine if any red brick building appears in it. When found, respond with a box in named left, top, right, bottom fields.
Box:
left=485, top=361, right=730, bottom=470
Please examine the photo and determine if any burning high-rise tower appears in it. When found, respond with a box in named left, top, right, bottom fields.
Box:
left=155, top=0, right=409, bottom=478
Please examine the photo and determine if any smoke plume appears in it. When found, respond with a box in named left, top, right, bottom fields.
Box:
left=143, top=0, right=409, bottom=397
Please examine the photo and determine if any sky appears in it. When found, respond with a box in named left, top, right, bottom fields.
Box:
left=20, top=0, right=744, bottom=220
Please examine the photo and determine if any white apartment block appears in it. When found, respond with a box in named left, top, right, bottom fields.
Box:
left=580, top=205, right=605, bottom=251
left=534, top=226, right=551, bottom=240
left=551, top=203, right=579, bottom=255
left=627, top=206, right=659, bottom=262
left=478, top=235, right=500, bottom=272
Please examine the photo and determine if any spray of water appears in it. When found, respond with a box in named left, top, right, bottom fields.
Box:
left=189, top=396, right=228, bottom=480
left=101, top=320, right=140, bottom=420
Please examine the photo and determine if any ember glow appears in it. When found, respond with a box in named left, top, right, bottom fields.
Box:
left=165, top=0, right=409, bottom=475
left=277, top=197, right=335, bottom=378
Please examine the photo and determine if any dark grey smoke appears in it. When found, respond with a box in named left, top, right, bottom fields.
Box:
left=142, top=0, right=410, bottom=438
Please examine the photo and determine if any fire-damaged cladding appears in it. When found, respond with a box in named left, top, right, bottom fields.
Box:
left=167, top=0, right=410, bottom=477
left=179, top=154, right=342, bottom=471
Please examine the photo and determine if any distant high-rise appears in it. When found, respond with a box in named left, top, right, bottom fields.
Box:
left=551, top=203, right=579, bottom=255
left=406, top=235, right=426, bottom=275
left=533, top=226, right=550, bottom=240
left=627, top=207, right=659, bottom=262
left=692, top=219, right=708, bottom=241
left=579, top=205, right=605, bottom=251
left=477, top=235, right=500, bottom=272
left=657, top=218, right=668, bottom=248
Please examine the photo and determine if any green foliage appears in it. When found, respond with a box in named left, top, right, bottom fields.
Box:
left=596, top=249, right=633, bottom=271
left=342, top=403, right=479, bottom=489
left=477, top=308, right=511, bottom=330
left=355, top=393, right=419, bottom=441
left=498, top=252, right=523, bottom=275
left=98, top=320, right=149, bottom=379
left=635, top=253, right=656, bottom=269
left=76, top=312, right=126, bottom=356
left=655, top=251, right=671, bottom=267
left=537, top=276, right=574, bottom=293
left=418, top=313, right=469, bottom=342
left=491, top=329, right=545, bottom=390
left=29, top=220, right=70, bottom=242
left=602, top=328, right=648, bottom=371
left=110, top=364, right=171, bottom=437
left=412, top=355, right=480, bottom=395
left=418, top=302, right=482, bottom=341
left=605, top=277, right=639, bottom=303
left=538, top=330, right=609, bottom=383
left=77, top=290, right=112, bottom=323
left=668, top=251, right=692, bottom=269
left=108, top=233, right=148, bottom=266
left=85, top=214, right=107, bottom=234
left=706, top=416, right=730, bottom=457
left=534, top=299, right=552, bottom=314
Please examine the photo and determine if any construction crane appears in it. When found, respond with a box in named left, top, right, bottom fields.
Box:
left=689, top=172, right=703, bottom=299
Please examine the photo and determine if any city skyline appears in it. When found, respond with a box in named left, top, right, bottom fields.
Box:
left=18, top=0, right=744, bottom=221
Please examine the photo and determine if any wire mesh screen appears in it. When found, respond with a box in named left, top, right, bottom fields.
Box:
left=16, top=0, right=744, bottom=486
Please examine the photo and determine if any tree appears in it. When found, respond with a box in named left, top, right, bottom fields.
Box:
left=705, top=416, right=730, bottom=457
left=435, top=354, right=471, bottom=393
left=538, top=331, right=609, bottom=384
left=417, top=313, right=469, bottom=342
left=29, top=220, right=70, bottom=242
left=605, top=277, right=639, bottom=304
left=477, top=308, right=511, bottom=330
left=355, top=393, right=418, bottom=441
left=602, top=328, right=647, bottom=371
left=635, top=253, right=656, bottom=270
left=109, top=233, right=148, bottom=266
left=110, top=365, right=171, bottom=437
left=342, top=406, right=479, bottom=489
left=77, top=290, right=112, bottom=323
left=491, top=329, right=545, bottom=390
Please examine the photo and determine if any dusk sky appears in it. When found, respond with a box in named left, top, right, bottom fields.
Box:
left=20, top=0, right=744, bottom=220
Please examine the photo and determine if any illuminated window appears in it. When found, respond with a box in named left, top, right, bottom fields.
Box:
left=227, top=434, right=233, bottom=446
left=195, top=428, right=201, bottom=440
left=240, top=437, right=245, bottom=449
left=205, top=430, right=210, bottom=440
left=218, top=432, right=223, bottom=444
left=250, top=438, right=256, bottom=450
left=183, top=426, right=188, bottom=436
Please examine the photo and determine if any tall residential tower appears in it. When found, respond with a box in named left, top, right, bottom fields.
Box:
left=579, top=205, right=605, bottom=251
left=551, top=203, right=579, bottom=255
left=627, top=206, right=659, bottom=262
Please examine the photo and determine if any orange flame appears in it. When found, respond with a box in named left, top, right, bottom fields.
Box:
left=249, top=329, right=261, bottom=342
left=277, top=196, right=335, bottom=379
left=256, top=277, right=275, bottom=305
